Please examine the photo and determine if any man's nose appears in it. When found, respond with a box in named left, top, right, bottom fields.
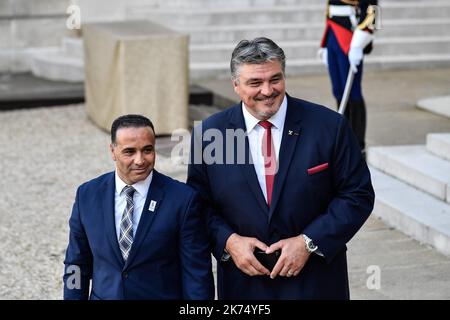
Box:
left=134, top=152, right=144, bottom=165
left=260, top=82, right=273, bottom=97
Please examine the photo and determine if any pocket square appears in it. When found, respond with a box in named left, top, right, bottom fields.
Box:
left=307, top=162, right=329, bottom=175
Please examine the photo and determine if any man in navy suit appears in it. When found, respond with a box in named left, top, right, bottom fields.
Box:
left=64, top=114, right=214, bottom=300
left=187, top=37, right=374, bottom=299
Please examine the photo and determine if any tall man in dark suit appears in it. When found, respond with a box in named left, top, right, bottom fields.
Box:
left=64, top=114, right=214, bottom=300
left=187, top=37, right=374, bottom=299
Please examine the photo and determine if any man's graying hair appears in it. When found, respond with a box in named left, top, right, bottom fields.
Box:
left=230, top=37, right=286, bottom=82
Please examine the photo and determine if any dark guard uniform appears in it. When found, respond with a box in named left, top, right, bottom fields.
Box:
left=320, top=0, right=378, bottom=154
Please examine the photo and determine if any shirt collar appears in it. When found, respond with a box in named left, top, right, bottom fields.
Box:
left=242, top=94, right=288, bottom=133
left=115, top=170, right=153, bottom=198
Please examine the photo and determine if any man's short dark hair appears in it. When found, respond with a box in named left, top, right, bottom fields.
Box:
left=111, top=114, right=155, bottom=145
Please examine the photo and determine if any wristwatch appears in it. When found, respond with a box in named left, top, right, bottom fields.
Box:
left=302, top=234, right=318, bottom=253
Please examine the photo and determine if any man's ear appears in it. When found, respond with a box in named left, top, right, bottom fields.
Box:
left=232, top=80, right=239, bottom=94
left=110, top=143, right=117, bottom=161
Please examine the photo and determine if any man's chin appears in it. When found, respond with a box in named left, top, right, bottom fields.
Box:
left=131, top=169, right=151, bottom=182
left=258, top=107, right=278, bottom=119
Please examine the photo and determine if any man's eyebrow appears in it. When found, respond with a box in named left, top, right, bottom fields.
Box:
left=245, top=73, right=283, bottom=83
left=245, top=77, right=262, bottom=83
left=271, top=73, right=283, bottom=78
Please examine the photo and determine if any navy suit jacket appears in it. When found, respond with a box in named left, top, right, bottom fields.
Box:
left=187, top=95, right=374, bottom=299
left=63, top=170, right=214, bottom=300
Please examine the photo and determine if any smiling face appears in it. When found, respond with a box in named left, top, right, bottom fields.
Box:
left=233, top=60, right=286, bottom=120
left=110, top=126, right=155, bottom=185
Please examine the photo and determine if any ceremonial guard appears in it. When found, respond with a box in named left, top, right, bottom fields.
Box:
left=319, top=0, right=378, bottom=155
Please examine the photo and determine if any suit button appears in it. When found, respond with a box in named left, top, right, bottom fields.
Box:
left=123, top=272, right=128, bottom=278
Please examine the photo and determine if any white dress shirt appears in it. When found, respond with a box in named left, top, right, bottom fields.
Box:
left=114, top=170, right=153, bottom=241
left=242, top=95, right=287, bottom=202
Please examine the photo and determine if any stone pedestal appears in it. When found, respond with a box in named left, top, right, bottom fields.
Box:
left=83, top=20, right=189, bottom=135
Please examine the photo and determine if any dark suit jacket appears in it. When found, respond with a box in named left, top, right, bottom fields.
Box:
left=63, top=170, right=214, bottom=300
left=187, top=95, right=374, bottom=299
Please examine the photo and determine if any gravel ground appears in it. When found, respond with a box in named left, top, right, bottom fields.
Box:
left=0, top=104, right=188, bottom=299
left=2, top=92, right=449, bottom=299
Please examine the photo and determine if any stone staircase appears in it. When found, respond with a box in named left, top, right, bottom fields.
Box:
left=125, top=0, right=450, bottom=79
left=417, top=95, right=450, bottom=119
left=25, top=0, right=450, bottom=81
left=368, top=133, right=450, bottom=257
left=0, top=0, right=71, bottom=74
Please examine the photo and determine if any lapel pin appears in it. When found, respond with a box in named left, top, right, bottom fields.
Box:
left=288, top=130, right=293, bottom=135
left=149, top=200, right=157, bottom=212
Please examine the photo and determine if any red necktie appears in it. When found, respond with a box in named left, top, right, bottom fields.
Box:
left=259, top=121, right=276, bottom=207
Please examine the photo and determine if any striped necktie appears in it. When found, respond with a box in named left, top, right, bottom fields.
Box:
left=119, top=185, right=136, bottom=261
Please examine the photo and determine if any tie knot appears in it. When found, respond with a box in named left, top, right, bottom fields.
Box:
left=259, top=120, right=273, bottom=130
left=123, top=185, right=135, bottom=197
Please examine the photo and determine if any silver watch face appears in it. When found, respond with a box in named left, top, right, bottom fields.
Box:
left=307, top=240, right=318, bottom=251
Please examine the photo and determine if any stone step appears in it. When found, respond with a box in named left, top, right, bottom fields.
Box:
left=373, top=36, right=450, bottom=56
left=182, top=19, right=450, bottom=44
left=190, top=53, right=450, bottom=79
left=0, top=0, right=68, bottom=17
left=417, top=95, right=450, bottom=119
left=189, top=37, right=450, bottom=63
left=0, top=16, right=71, bottom=74
left=128, top=5, right=325, bottom=27
left=130, top=1, right=450, bottom=27
left=0, top=17, right=69, bottom=48
left=368, top=145, right=450, bottom=203
left=62, top=37, right=84, bottom=60
left=363, top=53, right=450, bottom=71
left=126, top=0, right=318, bottom=9
left=369, top=166, right=450, bottom=257
left=28, top=48, right=84, bottom=82
left=29, top=40, right=450, bottom=81
left=427, top=133, right=450, bottom=162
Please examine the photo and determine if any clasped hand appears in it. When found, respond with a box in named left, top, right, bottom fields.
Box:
left=225, top=233, right=311, bottom=279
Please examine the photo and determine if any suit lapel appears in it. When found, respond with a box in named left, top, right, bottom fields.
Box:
left=101, top=173, right=124, bottom=266
left=124, top=170, right=165, bottom=269
left=269, top=96, right=302, bottom=220
left=229, top=105, right=268, bottom=214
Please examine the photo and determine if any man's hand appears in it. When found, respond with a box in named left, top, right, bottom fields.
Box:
left=317, top=48, right=328, bottom=67
left=265, top=235, right=310, bottom=279
left=348, top=46, right=363, bottom=73
left=225, top=233, right=271, bottom=276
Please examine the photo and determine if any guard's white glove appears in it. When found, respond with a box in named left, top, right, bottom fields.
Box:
left=348, top=28, right=373, bottom=73
left=317, top=48, right=328, bottom=67
left=348, top=46, right=363, bottom=73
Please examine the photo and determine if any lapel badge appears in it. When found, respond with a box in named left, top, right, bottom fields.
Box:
left=149, top=200, right=157, bottom=212
left=288, top=130, right=293, bottom=135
